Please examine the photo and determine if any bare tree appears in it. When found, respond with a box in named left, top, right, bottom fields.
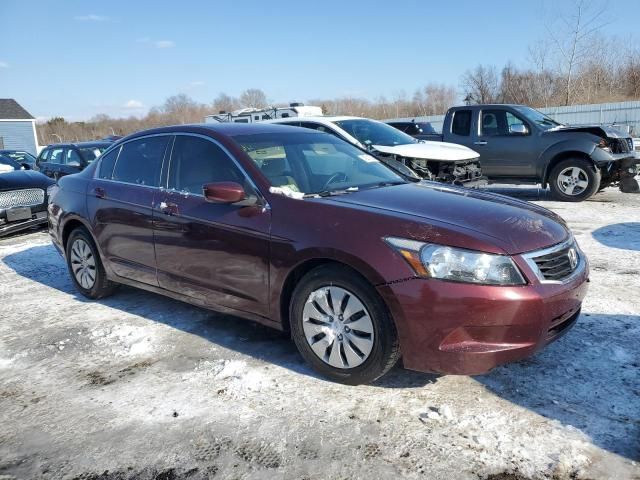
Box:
left=211, top=92, right=239, bottom=113
left=544, top=0, right=610, bottom=105
left=461, top=65, right=499, bottom=104
left=239, top=88, right=268, bottom=109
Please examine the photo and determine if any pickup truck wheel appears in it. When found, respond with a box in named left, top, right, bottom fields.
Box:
left=549, top=159, right=601, bottom=202
left=290, top=265, right=400, bottom=385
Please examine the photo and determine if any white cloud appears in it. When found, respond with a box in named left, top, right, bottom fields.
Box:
left=154, top=40, right=175, bottom=49
left=0, top=61, right=8, bottom=68
left=74, top=14, right=109, bottom=21
left=123, top=100, right=144, bottom=109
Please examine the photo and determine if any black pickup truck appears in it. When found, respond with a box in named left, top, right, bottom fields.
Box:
left=427, top=104, right=639, bottom=201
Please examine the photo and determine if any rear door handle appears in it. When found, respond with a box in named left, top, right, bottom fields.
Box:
left=474, top=141, right=488, bottom=146
left=159, top=201, right=179, bottom=216
left=93, top=187, right=106, bottom=198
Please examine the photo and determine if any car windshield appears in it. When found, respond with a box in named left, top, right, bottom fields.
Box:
left=79, top=147, right=107, bottom=162
left=233, top=132, right=405, bottom=196
left=513, top=106, right=563, bottom=130
left=2, top=151, right=36, bottom=164
left=0, top=155, right=21, bottom=171
left=417, top=122, right=437, bottom=134
left=335, top=119, right=416, bottom=147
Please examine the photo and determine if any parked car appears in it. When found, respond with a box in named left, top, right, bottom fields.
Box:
left=37, top=142, right=112, bottom=180
left=0, top=163, right=55, bottom=236
left=427, top=104, right=640, bottom=200
left=387, top=120, right=438, bottom=140
left=268, top=116, right=487, bottom=187
left=0, top=150, right=38, bottom=170
left=48, top=123, right=589, bottom=384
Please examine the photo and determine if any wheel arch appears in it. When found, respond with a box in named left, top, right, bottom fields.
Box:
left=542, top=150, right=595, bottom=187
left=278, top=256, right=388, bottom=334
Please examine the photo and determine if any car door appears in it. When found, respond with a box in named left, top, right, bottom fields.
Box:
left=39, top=147, right=65, bottom=179
left=153, top=133, right=271, bottom=317
left=472, top=108, right=538, bottom=178
left=86, top=135, right=171, bottom=286
left=59, top=148, right=86, bottom=178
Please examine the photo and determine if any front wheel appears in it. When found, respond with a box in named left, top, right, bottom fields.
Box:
left=290, top=265, right=400, bottom=385
left=549, top=158, right=601, bottom=202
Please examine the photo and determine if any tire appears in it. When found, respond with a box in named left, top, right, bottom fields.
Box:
left=549, top=158, right=601, bottom=202
left=66, top=227, right=118, bottom=299
left=290, top=264, right=400, bottom=385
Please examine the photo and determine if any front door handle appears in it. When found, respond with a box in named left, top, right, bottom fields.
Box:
left=474, top=141, right=488, bottom=146
left=93, top=187, right=106, bottom=198
left=159, top=201, right=179, bottom=216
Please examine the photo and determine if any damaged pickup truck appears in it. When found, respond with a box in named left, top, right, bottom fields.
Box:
left=427, top=104, right=639, bottom=201
left=269, top=116, right=487, bottom=187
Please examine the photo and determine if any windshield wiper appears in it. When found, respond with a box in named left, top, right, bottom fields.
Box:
left=361, top=180, right=406, bottom=190
left=304, top=186, right=359, bottom=198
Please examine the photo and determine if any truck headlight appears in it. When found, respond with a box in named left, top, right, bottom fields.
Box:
left=384, top=237, right=526, bottom=286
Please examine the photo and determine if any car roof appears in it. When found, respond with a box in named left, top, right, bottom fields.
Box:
left=121, top=122, right=319, bottom=142
left=268, top=116, right=378, bottom=125
left=44, top=141, right=112, bottom=149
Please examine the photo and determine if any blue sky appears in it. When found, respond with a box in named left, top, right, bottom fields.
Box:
left=1, top=0, right=638, bottom=121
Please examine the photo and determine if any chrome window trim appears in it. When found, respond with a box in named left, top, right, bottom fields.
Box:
left=520, top=236, right=585, bottom=285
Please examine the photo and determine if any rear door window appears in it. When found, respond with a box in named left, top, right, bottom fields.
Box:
left=451, top=110, right=472, bottom=136
left=64, top=149, right=83, bottom=166
left=112, top=136, right=170, bottom=186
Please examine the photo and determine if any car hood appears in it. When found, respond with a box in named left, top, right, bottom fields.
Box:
left=0, top=170, right=55, bottom=191
left=546, top=124, right=628, bottom=139
left=329, top=182, right=568, bottom=254
left=372, top=141, right=480, bottom=162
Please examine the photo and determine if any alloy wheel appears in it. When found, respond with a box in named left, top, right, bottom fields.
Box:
left=302, top=286, right=374, bottom=369
left=557, top=166, right=590, bottom=196
left=70, top=238, right=96, bottom=289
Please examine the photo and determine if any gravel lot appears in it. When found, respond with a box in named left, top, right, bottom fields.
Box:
left=0, top=187, right=638, bottom=480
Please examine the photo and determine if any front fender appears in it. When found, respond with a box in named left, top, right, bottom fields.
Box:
left=539, top=138, right=599, bottom=182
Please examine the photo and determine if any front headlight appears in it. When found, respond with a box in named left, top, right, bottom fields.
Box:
left=597, top=138, right=611, bottom=153
left=384, top=237, right=526, bottom=286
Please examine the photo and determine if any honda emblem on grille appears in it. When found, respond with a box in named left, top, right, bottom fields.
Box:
left=568, top=248, right=578, bottom=270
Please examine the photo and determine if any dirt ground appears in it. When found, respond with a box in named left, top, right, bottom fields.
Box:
left=0, top=186, right=638, bottom=480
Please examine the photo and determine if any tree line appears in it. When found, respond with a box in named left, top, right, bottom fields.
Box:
left=37, top=0, right=639, bottom=144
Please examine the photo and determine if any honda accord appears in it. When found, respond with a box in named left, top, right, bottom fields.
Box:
left=48, top=123, right=589, bottom=384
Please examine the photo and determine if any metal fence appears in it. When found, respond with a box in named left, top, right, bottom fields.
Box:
left=386, top=101, right=640, bottom=135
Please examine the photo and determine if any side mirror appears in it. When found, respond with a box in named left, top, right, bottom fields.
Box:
left=20, top=163, right=32, bottom=170
left=203, top=181, right=247, bottom=204
left=509, top=124, right=529, bottom=135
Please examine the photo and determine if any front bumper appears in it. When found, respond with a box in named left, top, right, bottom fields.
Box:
left=377, top=256, right=589, bottom=375
left=0, top=209, right=48, bottom=237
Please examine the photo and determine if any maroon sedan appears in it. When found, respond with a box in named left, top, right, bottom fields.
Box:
left=48, top=124, right=589, bottom=384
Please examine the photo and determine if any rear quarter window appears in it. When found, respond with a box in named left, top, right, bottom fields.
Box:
left=97, top=147, right=121, bottom=180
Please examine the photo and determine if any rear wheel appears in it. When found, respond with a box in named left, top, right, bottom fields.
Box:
left=549, top=158, right=600, bottom=202
left=290, top=265, right=400, bottom=385
left=66, top=228, right=117, bottom=299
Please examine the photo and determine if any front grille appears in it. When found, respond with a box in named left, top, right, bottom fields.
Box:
left=626, top=138, right=634, bottom=152
left=530, top=242, right=579, bottom=281
left=611, top=138, right=632, bottom=154
left=0, top=189, right=45, bottom=209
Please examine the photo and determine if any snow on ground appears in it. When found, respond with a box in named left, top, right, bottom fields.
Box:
left=0, top=187, right=638, bottom=480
